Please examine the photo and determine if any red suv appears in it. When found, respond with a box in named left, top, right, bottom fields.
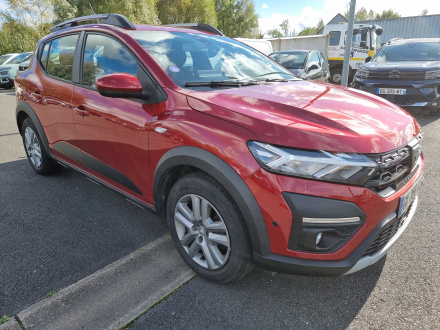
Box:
left=15, top=14, right=424, bottom=283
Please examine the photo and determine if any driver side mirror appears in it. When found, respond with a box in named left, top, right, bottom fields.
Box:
left=308, top=64, right=319, bottom=72
left=365, top=56, right=371, bottom=63
left=95, top=73, right=151, bottom=100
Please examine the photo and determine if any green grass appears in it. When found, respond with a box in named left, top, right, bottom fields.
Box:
left=46, top=290, right=58, bottom=298
left=0, top=315, right=10, bottom=324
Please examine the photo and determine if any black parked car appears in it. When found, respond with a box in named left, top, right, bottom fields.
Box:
left=353, top=38, right=440, bottom=111
left=269, top=50, right=330, bottom=82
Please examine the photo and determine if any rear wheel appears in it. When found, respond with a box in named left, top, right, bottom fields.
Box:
left=22, top=118, right=61, bottom=175
left=167, top=172, right=253, bottom=283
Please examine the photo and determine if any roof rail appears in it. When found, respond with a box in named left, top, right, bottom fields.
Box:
left=165, top=23, right=224, bottom=36
left=50, top=13, right=136, bottom=32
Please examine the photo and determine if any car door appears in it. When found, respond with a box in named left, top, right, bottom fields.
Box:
left=29, top=34, right=81, bottom=166
left=72, top=33, right=158, bottom=204
left=305, top=51, right=322, bottom=81
left=318, top=52, right=330, bottom=82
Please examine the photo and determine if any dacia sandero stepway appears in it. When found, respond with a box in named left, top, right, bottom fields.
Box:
left=15, top=14, right=424, bottom=283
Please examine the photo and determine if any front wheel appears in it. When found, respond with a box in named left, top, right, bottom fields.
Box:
left=167, top=172, right=253, bottom=283
left=331, top=69, right=342, bottom=84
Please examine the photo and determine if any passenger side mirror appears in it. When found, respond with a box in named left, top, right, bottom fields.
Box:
left=365, top=56, right=371, bottom=63
left=308, top=64, right=319, bottom=72
left=95, top=73, right=151, bottom=100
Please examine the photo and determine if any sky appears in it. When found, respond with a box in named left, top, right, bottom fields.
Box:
left=0, top=0, right=439, bottom=34
left=254, top=0, right=440, bottom=35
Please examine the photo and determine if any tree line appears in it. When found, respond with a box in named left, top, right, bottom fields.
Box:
left=0, top=0, right=259, bottom=54
left=266, top=7, right=415, bottom=39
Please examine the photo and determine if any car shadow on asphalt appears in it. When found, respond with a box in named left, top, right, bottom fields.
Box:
left=0, top=88, right=15, bottom=96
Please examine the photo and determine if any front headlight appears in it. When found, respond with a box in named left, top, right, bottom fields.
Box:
left=356, top=68, right=369, bottom=79
left=425, top=70, right=440, bottom=80
left=248, top=141, right=378, bottom=185
left=0, top=70, right=10, bottom=75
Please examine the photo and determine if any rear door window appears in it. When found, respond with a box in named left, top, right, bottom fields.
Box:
left=46, top=34, right=79, bottom=81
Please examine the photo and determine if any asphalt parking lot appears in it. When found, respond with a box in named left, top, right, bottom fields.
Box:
left=1, top=88, right=439, bottom=329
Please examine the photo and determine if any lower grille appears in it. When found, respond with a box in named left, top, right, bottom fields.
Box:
left=362, top=202, right=413, bottom=257
left=379, top=94, right=427, bottom=104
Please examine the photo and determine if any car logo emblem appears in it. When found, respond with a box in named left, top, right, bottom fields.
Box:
left=389, top=69, right=401, bottom=78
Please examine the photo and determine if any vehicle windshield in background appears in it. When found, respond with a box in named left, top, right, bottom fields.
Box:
left=269, top=52, right=307, bottom=69
left=0, top=55, right=12, bottom=65
left=374, top=42, right=440, bottom=62
left=129, top=31, right=296, bottom=88
left=8, top=53, right=32, bottom=65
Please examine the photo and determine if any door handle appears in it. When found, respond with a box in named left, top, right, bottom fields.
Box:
left=74, top=106, right=89, bottom=117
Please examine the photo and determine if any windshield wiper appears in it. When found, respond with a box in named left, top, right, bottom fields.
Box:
left=185, top=80, right=260, bottom=87
left=261, top=78, right=296, bottom=82
left=254, top=71, right=297, bottom=78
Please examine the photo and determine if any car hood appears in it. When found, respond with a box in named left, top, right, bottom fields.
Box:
left=364, top=60, right=440, bottom=71
left=186, top=80, right=419, bottom=154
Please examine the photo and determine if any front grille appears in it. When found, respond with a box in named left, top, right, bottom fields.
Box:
left=368, top=71, right=426, bottom=80
left=365, top=133, right=422, bottom=193
left=362, top=201, right=413, bottom=257
left=379, top=94, right=427, bottom=104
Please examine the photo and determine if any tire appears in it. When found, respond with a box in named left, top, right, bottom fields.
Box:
left=167, top=172, right=253, bottom=283
left=331, top=69, right=342, bottom=85
left=21, top=117, right=61, bottom=175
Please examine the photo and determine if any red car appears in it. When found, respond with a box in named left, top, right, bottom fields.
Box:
left=15, top=14, right=424, bottom=283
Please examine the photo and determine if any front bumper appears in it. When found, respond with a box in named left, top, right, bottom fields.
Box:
left=352, top=77, right=440, bottom=108
left=254, top=195, right=419, bottom=276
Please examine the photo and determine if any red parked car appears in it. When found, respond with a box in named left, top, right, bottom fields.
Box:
left=15, top=14, right=424, bottom=283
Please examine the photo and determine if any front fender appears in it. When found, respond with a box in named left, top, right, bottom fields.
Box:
left=154, top=146, right=271, bottom=256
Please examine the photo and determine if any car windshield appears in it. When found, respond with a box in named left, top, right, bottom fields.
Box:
left=0, top=54, right=13, bottom=65
left=269, top=52, right=307, bottom=69
left=373, top=42, right=440, bottom=62
left=129, top=31, right=296, bottom=88
left=8, top=53, right=32, bottom=65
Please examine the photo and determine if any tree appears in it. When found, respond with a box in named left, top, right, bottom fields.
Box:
left=215, top=0, right=259, bottom=38
left=297, top=26, right=317, bottom=36
left=279, top=19, right=289, bottom=37
left=267, top=28, right=282, bottom=38
left=421, top=9, right=428, bottom=16
left=344, top=7, right=375, bottom=21
left=375, top=9, right=401, bottom=19
left=0, top=17, right=40, bottom=53
left=65, top=0, right=160, bottom=25
left=157, top=0, right=217, bottom=26
left=1, top=0, right=55, bottom=38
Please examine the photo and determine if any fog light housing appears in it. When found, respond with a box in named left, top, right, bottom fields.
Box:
left=316, top=232, right=323, bottom=245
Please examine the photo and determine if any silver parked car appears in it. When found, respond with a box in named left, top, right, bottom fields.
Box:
left=269, top=50, right=330, bottom=82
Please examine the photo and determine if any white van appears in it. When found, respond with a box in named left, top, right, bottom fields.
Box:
left=235, top=38, right=273, bottom=55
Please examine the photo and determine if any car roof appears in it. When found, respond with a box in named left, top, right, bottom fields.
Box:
left=388, top=38, right=440, bottom=45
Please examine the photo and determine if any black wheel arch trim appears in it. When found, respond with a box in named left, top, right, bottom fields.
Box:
left=154, top=146, right=271, bottom=256
left=16, top=100, right=55, bottom=159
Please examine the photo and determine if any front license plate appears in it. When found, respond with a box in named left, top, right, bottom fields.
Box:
left=376, top=88, right=407, bottom=95
left=398, top=177, right=422, bottom=217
